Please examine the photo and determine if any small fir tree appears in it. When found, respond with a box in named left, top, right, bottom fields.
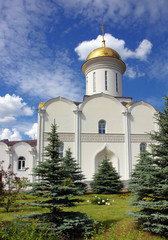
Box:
left=61, top=148, right=87, bottom=194
left=26, top=121, right=93, bottom=237
left=90, top=155, right=123, bottom=194
left=129, top=95, right=168, bottom=237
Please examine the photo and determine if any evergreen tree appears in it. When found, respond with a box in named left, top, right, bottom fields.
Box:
left=26, top=121, right=93, bottom=237
left=61, top=148, right=87, bottom=194
left=129, top=96, right=168, bottom=237
left=90, top=155, right=123, bottom=194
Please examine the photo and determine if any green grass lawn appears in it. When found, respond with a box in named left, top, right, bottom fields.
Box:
left=0, top=192, right=166, bottom=240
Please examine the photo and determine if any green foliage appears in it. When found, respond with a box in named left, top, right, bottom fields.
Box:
left=129, top=95, right=168, bottom=237
left=0, top=161, right=28, bottom=212
left=26, top=121, right=93, bottom=237
left=61, top=148, right=87, bottom=194
left=0, top=220, right=65, bottom=240
left=91, top=155, right=123, bottom=194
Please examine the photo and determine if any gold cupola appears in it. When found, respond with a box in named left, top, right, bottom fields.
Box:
left=86, top=40, right=121, bottom=62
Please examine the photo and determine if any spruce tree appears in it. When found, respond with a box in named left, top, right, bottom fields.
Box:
left=129, top=96, right=168, bottom=237
left=26, top=121, right=93, bottom=237
left=90, top=155, right=123, bottom=194
left=61, top=148, right=87, bottom=194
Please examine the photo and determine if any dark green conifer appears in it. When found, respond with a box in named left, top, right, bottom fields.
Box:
left=129, top=96, right=168, bottom=237
left=90, top=155, right=123, bottom=194
left=61, top=148, right=87, bottom=194
left=27, top=121, right=93, bottom=237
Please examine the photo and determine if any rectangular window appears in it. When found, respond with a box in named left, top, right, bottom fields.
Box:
left=116, top=73, right=118, bottom=92
left=18, top=157, right=25, bottom=170
left=93, top=72, right=96, bottom=92
left=105, top=71, right=107, bottom=90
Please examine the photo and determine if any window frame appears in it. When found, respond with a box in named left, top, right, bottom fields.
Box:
left=98, top=120, right=106, bottom=134
left=18, top=156, right=26, bottom=171
left=58, top=142, right=64, bottom=158
left=105, top=71, right=108, bottom=90
left=116, top=73, right=118, bottom=92
left=93, top=72, right=96, bottom=92
left=140, top=143, right=146, bottom=152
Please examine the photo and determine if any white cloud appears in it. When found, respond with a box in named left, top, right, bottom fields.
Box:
left=0, top=0, right=83, bottom=101
left=0, top=94, right=34, bottom=124
left=0, top=128, right=22, bottom=141
left=126, top=67, right=137, bottom=79
left=125, top=66, right=145, bottom=79
left=75, top=34, right=152, bottom=61
left=56, top=0, right=168, bottom=25
left=25, top=123, right=37, bottom=139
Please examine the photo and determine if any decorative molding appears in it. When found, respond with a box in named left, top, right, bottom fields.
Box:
left=44, top=132, right=75, bottom=142
left=131, top=134, right=154, bottom=143
left=80, top=133, right=125, bottom=142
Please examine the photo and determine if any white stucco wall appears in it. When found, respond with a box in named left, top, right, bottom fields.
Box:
left=0, top=141, right=37, bottom=183
left=0, top=142, right=9, bottom=171
left=43, top=97, right=76, bottom=133
left=80, top=94, right=125, bottom=134
left=130, top=102, right=156, bottom=134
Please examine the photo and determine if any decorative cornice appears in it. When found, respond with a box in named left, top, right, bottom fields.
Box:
left=81, top=133, right=125, bottom=142
left=44, top=132, right=75, bottom=142
left=130, top=134, right=154, bottom=143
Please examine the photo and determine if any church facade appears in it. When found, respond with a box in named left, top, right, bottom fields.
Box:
left=0, top=36, right=158, bottom=186
left=37, top=38, right=158, bottom=185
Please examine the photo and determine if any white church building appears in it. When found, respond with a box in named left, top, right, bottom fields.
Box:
left=0, top=35, right=158, bottom=186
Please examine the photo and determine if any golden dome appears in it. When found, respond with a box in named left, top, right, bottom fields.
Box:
left=86, top=41, right=121, bottom=61
left=38, top=102, right=45, bottom=108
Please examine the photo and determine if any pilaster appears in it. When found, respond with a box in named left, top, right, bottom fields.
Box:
left=123, top=109, right=132, bottom=180
left=73, top=106, right=82, bottom=166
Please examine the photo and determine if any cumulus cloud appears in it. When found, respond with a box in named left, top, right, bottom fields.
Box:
left=125, top=66, right=145, bottom=79
left=0, top=94, right=34, bottom=124
left=25, top=123, right=37, bottom=139
left=0, top=128, right=22, bottom=141
left=75, top=34, right=152, bottom=61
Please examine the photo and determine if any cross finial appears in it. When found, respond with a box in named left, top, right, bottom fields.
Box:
left=102, top=24, right=104, bottom=40
left=102, top=24, right=105, bottom=47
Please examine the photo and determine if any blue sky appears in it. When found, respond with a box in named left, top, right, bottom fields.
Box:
left=0, top=0, right=168, bottom=140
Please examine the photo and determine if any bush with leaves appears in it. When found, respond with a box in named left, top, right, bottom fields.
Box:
left=91, top=155, right=123, bottom=194
left=0, top=161, right=28, bottom=212
left=129, top=95, right=168, bottom=237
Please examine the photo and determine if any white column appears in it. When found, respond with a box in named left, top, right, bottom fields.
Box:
left=123, top=109, right=132, bottom=180
left=37, top=108, right=45, bottom=163
left=6, top=147, right=13, bottom=172
left=73, top=106, right=82, bottom=166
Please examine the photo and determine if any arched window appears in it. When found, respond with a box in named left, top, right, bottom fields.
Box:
left=18, top=156, right=25, bottom=170
left=93, top=72, right=96, bottom=92
left=140, top=143, right=146, bottom=152
left=98, top=120, right=106, bottom=134
left=58, top=142, right=64, bottom=158
left=116, top=73, right=118, bottom=92
left=105, top=71, right=108, bottom=90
